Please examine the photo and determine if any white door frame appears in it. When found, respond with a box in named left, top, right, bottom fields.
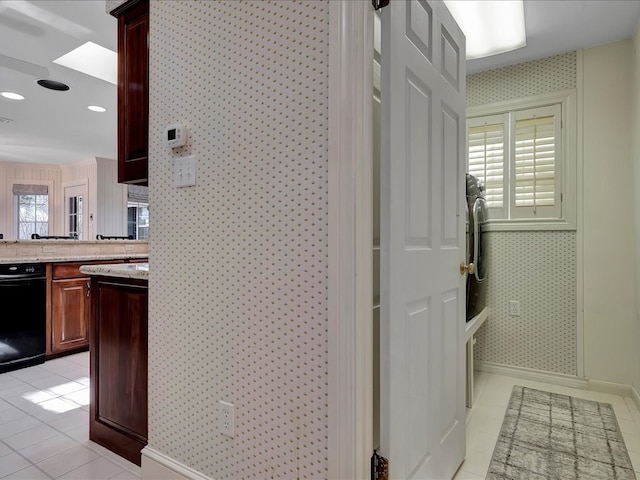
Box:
left=327, top=1, right=373, bottom=479
left=63, top=180, right=89, bottom=240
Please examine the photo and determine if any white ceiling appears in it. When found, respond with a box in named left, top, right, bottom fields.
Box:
left=0, top=1, right=639, bottom=166
left=467, top=0, right=640, bottom=74
left=0, top=1, right=116, bottom=166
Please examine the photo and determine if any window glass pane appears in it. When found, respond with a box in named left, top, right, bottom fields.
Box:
left=16, top=193, right=48, bottom=239
left=468, top=122, right=504, bottom=208
left=514, top=115, right=556, bottom=208
left=127, top=202, right=150, bottom=240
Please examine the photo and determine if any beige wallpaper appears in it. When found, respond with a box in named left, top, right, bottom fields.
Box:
left=147, top=1, right=329, bottom=478
left=467, top=51, right=577, bottom=107
left=473, top=231, right=577, bottom=374
left=468, top=53, right=578, bottom=375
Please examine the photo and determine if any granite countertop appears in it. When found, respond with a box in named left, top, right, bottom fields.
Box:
left=0, top=239, right=148, bottom=264
left=79, top=262, right=149, bottom=280
left=0, top=254, right=149, bottom=265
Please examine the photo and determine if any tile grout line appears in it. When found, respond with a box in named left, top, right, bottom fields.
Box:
left=0, top=353, right=139, bottom=479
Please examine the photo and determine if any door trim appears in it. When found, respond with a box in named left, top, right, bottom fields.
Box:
left=63, top=180, right=89, bottom=240
left=328, top=1, right=373, bottom=478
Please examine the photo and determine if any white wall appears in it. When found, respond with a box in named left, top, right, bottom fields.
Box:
left=630, top=25, right=640, bottom=393
left=95, top=157, right=127, bottom=238
left=468, top=53, right=578, bottom=375
left=582, top=40, right=636, bottom=385
left=60, top=157, right=127, bottom=240
left=468, top=44, right=640, bottom=386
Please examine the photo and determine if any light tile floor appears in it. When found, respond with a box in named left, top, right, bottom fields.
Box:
left=0, top=352, right=141, bottom=480
left=453, top=370, right=640, bottom=479
left=4, top=356, right=640, bottom=480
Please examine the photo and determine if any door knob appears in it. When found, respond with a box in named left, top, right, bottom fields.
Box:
left=460, top=262, right=475, bottom=275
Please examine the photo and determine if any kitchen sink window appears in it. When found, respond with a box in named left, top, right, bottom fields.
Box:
left=14, top=184, right=49, bottom=239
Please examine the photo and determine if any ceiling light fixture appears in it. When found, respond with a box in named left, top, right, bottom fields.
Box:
left=1, top=91, right=24, bottom=100
left=443, top=0, right=526, bottom=60
left=88, top=105, right=106, bottom=113
left=53, top=41, right=117, bottom=85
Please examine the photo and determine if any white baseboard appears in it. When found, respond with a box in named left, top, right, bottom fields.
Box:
left=141, top=447, right=214, bottom=480
left=476, top=361, right=589, bottom=390
left=476, top=361, right=640, bottom=400
left=588, top=379, right=633, bottom=398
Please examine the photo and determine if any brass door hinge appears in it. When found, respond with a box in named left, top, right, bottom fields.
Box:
left=371, top=450, right=389, bottom=480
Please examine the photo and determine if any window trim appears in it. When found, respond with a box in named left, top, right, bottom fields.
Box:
left=467, top=90, right=577, bottom=231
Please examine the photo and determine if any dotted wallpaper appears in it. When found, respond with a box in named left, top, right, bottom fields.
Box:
left=474, top=231, right=577, bottom=375
left=467, top=51, right=578, bottom=376
left=467, top=52, right=577, bottom=107
left=147, top=1, right=329, bottom=479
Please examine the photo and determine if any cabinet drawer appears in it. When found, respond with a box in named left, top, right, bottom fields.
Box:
left=52, top=261, right=124, bottom=279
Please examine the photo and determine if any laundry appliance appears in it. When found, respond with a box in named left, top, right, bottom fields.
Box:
left=465, top=173, right=489, bottom=321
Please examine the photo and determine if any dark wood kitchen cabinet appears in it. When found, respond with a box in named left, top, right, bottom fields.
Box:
left=112, top=0, right=149, bottom=185
left=47, top=261, right=125, bottom=357
left=89, top=276, right=148, bottom=466
left=48, top=263, right=92, bottom=356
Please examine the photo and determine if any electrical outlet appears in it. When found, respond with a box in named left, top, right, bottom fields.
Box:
left=219, top=401, right=235, bottom=437
left=509, top=300, right=521, bottom=317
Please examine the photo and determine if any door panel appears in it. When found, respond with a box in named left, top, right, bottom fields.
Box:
left=407, top=299, right=431, bottom=473
left=442, top=104, right=460, bottom=246
left=405, top=74, right=432, bottom=247
left=379, top=0, right=466, bottom=478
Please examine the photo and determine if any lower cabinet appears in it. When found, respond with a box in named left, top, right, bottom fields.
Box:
left=89, top=276, right=148, bottom=466
left=49, top=263, right=93, bottom=356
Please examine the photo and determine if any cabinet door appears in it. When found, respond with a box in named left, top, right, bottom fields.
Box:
left=51, top=278, right=90, bottom=354
left=90, top=278, right=148, bottom=465
left=117, top=0, right=149, bottom=185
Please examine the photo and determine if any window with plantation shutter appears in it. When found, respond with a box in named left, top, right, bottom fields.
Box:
left=467, top=114, right=506, bottom=217
left=467, top=101, right=566, bottom=226
left=512, top=105, right=562, bottom=219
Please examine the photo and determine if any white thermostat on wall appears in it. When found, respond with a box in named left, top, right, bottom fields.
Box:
left=165, top=124, right=187, bottom=148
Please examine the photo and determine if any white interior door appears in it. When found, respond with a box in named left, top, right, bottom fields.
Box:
left=64, top=183, right=88, bottom=240
left=379, top=0, right=466, bottom=478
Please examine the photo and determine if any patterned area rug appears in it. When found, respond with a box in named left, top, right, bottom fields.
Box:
left=487, top=386, right=637, bottom=479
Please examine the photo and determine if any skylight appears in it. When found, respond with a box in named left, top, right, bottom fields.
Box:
left=53, top=41, right=117, bottom=85
left=443, top=0, right=526, bottom=60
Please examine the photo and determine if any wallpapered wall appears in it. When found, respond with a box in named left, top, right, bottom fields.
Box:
left=467, top=52, right=578, bottom=375
left=146, top=1, right=329, bottom=478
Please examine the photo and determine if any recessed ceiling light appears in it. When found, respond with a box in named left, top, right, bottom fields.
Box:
left=1, top=91, right=24, bottom=100
left=88, top=105, right=106, bottom=113
left=444, top=0, right=526, bottom=60
left=53, top=41, right=117, bottom=85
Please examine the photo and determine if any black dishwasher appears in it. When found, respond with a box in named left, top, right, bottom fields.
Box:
left=0, top=263, right=46, bottom=373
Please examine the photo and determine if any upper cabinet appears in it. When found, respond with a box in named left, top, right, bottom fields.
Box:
left=111, top=0, right=149, bottom=186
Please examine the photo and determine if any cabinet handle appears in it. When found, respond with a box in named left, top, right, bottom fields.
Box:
left=86, top=281, right=91, bottom=297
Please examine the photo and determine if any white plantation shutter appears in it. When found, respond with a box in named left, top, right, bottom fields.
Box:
left=512, top=105, right=562, bottom=219
left=467, top=114, right=507, bottom=217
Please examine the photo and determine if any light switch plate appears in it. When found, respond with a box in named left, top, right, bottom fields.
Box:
left=174, top=155, right=197, bottom=187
